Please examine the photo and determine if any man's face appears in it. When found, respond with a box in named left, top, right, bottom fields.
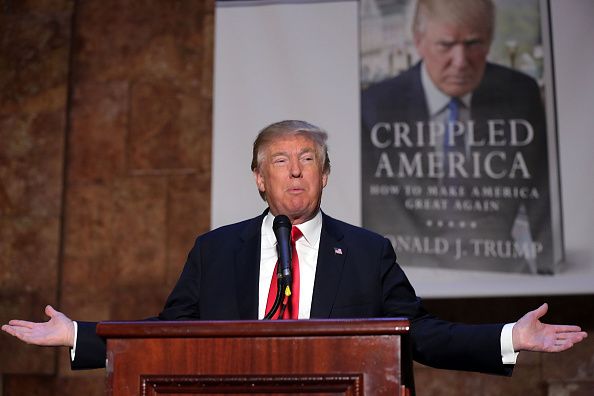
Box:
left=415, top=18, right=491, bottom=97
left=254, top=134, right=328, bottom=224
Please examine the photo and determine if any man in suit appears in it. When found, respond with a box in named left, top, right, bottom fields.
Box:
left=2, top=120, right=587, bottom=375
left=361, top=0, right=553, bottom=274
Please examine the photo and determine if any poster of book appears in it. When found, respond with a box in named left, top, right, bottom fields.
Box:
left=360, top=0, right=563, bottom=274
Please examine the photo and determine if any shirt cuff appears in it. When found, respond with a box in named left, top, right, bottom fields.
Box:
left=501, top=322, right=519, bottom=364
left=70, top=320, right=79, bottom=361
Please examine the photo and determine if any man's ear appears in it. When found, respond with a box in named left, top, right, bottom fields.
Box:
left=322, top=172, right=328, bottom=189
left=253, top=170, right=266, bottom=193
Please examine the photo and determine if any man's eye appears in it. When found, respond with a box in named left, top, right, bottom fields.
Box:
left=465, top=41, right=486, bottom=51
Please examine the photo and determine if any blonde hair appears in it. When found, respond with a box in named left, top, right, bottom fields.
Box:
left=412, top=0, right=495, bottom=41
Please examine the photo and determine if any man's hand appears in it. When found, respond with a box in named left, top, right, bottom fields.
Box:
left=1, top=305, right=75, bottom=347
left=513, top=303, right=588, bottom=352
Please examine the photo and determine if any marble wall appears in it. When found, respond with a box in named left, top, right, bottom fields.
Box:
left=1, top=0, right=214, bottom=393
left=0, top=0, right=592, bottom=395
left=0, top=0, right=73, bottom=377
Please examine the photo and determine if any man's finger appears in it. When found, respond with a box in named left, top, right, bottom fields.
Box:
left=531, top=303, right=548, bottom=320
left=565, top=332, right=588, bottom=341
left=2, top=326, right=30, bottom=341
left=552, top=341, right=576, bottom=352
left=6, top=320, right=35, bottom=329
left=551, top=325, right=583, bottom=333
left=45, top=305, right=57, bottom=317
left=1, top=324, right=15, bottom=335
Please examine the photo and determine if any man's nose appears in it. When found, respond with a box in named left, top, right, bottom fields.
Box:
left=289, top=159, right=302, bottom=177
left=450, top=44, right=469, bottom=68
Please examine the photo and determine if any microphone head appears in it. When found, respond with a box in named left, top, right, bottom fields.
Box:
left=273, top=214, right=292, bottom=231
left=272, top=214, right=293, bottom=285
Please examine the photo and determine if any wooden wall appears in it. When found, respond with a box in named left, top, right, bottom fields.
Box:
left=0, top=1, right=592, bottom=395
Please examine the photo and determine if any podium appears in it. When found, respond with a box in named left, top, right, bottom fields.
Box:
left=97, top=318, right=413, bottom=395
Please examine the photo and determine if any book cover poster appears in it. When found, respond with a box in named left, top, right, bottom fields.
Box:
left=360, top=0, right=562, bottom=274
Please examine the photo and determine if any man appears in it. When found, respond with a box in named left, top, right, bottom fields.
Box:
left=2, top=120, right=587, bottom=375
left=361, top=0, right=553, bottom=274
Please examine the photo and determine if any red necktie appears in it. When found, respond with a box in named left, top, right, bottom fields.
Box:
left=265, top=226, right=302, bottom=319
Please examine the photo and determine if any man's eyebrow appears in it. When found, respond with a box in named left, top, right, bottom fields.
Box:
left=270, top=151, right=288, bottom=158
left=436, top=36, right=456, bottom=43
left=269, top=147, right=315, bottom=158
left=463, top=38, right=485, bottom=45
left=436, top=37, right=485, bottom=45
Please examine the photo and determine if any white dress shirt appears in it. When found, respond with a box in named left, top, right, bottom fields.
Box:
left=258, top=210, right=322, bottom=319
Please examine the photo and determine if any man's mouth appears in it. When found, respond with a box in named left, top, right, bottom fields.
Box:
left=287, top=187, right=305, bottom=194
left=448, top=76, right=472, bottom=84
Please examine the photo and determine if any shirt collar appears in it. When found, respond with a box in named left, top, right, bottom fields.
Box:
left=420, top=61, right=472, bottom=117
left=262, top=210, right=323, bottom=248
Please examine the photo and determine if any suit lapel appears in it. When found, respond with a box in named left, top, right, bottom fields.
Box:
left=472, top=64, right=510, bottom=114
left=310, top=214, right=347, bottom=318
left=233, top=214, right=264, bottom=319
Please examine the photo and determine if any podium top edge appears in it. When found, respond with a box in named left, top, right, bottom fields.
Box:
left=96, top=318, right=410, bottom=338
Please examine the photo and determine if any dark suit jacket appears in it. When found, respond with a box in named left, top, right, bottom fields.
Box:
left=74, top=211, right=511, bottom=376
left=362, top=62, right=547, bottom=129
left=361, top=62, right=553, bottom=273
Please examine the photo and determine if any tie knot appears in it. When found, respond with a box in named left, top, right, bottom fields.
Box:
left=449, top=97, right=461, bottom=106
left=291, top=226, right=303, bottom=243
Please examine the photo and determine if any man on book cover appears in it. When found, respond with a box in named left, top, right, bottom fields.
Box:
left=361, top=0, right=556, bottom=274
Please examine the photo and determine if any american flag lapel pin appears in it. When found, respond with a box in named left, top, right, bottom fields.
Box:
left=334, top=247, right=343, bottom=255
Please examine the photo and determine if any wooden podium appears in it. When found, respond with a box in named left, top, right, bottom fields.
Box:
left=97, top=318, right=413, bottom=396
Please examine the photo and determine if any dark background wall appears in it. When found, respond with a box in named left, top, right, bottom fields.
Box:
left=0, top=1, right=592, bottom=395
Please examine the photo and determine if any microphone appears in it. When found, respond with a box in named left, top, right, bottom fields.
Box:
left=273, top=214, right=293, bottom=287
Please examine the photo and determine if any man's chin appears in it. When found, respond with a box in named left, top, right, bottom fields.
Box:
left=284, top=206, right=317, bottom=223
left=440, top=79, right=481, bottom=97
left=442, top=86, right=473, bottom=97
